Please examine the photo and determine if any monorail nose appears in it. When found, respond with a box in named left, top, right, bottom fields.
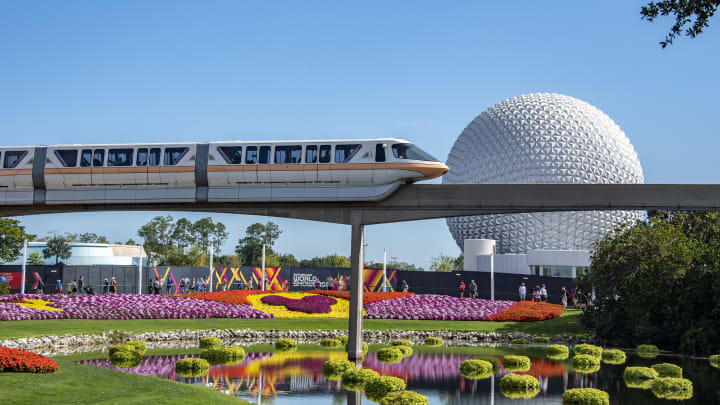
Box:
left=423, top=163, right=449, bottom=180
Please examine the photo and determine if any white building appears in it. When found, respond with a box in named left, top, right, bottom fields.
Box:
left=11, top=242, right=147, bottom=266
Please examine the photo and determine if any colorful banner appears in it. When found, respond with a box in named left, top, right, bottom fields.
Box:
left=0, top=272, right=22, bottom=289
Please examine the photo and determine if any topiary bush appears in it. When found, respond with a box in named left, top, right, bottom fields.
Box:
left=320, top=338, right=342, bottom=348
left=573, top=344, right=602, bottom=358
left=651, top=363, right=683, bottom=378
left=637, top=344, right=660, bottom=359
left=459, top=359, right=494, bottom=379
left=511, top=338, right=530, bottom=345
left=547, top=345, right=570, bottom=360
left=561, top=388, right=609, bottom=405
left=376, top=347, right=404, bottom=363
left=322, top=359, right=355, bottom=379
left=341, top=367, right=379, bottom=391
left=108, top=344, right=136, bottom=357
left=532, top=336, right=550, bottom=343
left=474, top=355, right=500, bottom=368
left=710, top=354, right=720, bottom=368
left=364, top=376, right=406, bottom=402
left=109, top=349, right=141, bottom=369
left=199, top=337, right=222, bottom=350
left=623, top=366, right=659, bottom=389
left=394, top=345, right=413, bottom=357
left=275, top=338, right=297, bottom=351
left=379, top=390, right=428, bottom=405
left=200, top=346, right=246, bottom=365
left=601, top=349, right=626, bottom=365
left=650, top=377, right=693, bottom=400
left=499, top=374, right=540, bottom=399
left=125, top=341, right=147, bottom=356
left=573, top=354, right=601, bottom=374
left=391, top=339, right=413, bottom=347
left=337, top=336, right=349, bottom=345
left=174, top=357, right=209, bottom=378
left=503, top=355, right=531, bottom=372
left=424, top=337, right=443, bottom=347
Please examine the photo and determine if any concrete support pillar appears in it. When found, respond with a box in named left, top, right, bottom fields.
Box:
left=348, top=213, right=365, bottom=361
left=347, top=390, right=362, bottom=405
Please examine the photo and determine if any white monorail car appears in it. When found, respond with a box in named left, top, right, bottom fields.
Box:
left=0, top=139, right=448, bottom=205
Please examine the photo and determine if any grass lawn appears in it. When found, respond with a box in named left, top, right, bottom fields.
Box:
left=0, top=309, right=587, bottom=340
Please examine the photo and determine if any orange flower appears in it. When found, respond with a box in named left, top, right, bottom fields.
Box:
left=487, top=301, right=564, bottom=321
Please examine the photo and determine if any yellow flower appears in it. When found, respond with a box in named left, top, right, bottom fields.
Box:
left=247, top=292, right=362, bottom=318
left=243, top=350, right=348, bottom=377
left=16, top=299, right=64, bottom=312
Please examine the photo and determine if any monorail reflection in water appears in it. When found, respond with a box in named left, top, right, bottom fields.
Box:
left=79, top=348, right=720, bottom=404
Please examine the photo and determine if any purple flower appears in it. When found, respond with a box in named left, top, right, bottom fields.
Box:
left=260, top=295, right=337, bottom=314
left=364, top=295, right=515, bottom=321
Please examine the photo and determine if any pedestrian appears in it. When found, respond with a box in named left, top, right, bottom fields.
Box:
left=36, top=276, right=44, bottom=294
left=179, top=278, right=185, bottom=293
left=519, top=282, right=526, bottom=301
left=315, top=278, right=321, bottom=289
left=56, top=279, right=62, bottom=294
left=110, top=277, right=117, bottom=294
left=166, top=277, right=174, bottom=294
left=469, top=280, right=478, bottom=298
left=570, top=288, right=577, bottom=307
left=332, top=277, right=338, bottom=291
left=71, top=279, right=78, bottom=294
left=248, top=277, right=254, bottom=290
left=153, top=277, right=160, bottom=294
left=103, top=279, right=109, bottom=294
left=402, top=280, right=409, bottom=292
left=147, top=279, right=153, bottom=294
left=78, top=275, right=85, bottom=294
left=561, top=287, right=568, bottom=307
left=459, top=280, right=466, bottom=298
left=326, top=276, right=332, bottom=290
left=540, top=284, right=548, bottom=302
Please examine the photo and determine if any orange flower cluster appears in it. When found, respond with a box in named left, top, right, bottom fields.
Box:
left=0, top=346, right=58, bottom=373
left=184, top=289, right=265, bottom=305
left=307, top=290, right=414, bottom=305
left=487, top=301, right=565, bottom=322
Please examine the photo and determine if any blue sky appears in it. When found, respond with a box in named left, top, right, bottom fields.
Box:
left=1, top=1, right=718, bottom=268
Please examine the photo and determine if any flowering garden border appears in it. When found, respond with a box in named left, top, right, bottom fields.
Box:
left=0, top=346, right=58, bottom=373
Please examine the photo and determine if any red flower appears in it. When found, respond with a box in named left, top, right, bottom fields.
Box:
left=0, top=347, right=58, bottom=373
left=487, top=301, right=565, bottom=322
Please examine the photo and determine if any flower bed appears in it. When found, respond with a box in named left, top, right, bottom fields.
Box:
left=261, top=294, right=337, bottom=314
left=0, top=293, right=272, bottom=321
left=364, top=295, right=515, bottom=320
left=0, top=346, right=58, bottom=373
left=247, top=292, right=351, bottom=318
left=182, top=289, right=264, bottom=305
left=308, top=290, right=415, bottom=304
left=487, top=301, right=565, bottom=321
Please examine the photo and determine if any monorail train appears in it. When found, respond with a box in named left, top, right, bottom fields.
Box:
left=0, top=139, right=448, bottom=205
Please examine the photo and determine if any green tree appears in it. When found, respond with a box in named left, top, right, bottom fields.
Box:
left=430, top=253, right=457, bottom=272
left=215, top=254, right=243, bottom=267
left=125, top=238, right=138, bottom=246
left=0, top=218, right=35, bottom=263
left=299, top=254, right=351, bottom=268
left=166, top=244, right=204, bottom=266
left=276, top=253, right=299, bottom=267
left=77, top=232, right=109, bottom=243
left=43, top=235, right=72, bottom=265
left=27, top=252, right=45, bottom=265
left=641, top=1, right=720, bottom=47
left=235, top=222, right=282, bottom=266
left=138, top=215, right=175, bottom=262
left=193, top=217, right=228, bottom=256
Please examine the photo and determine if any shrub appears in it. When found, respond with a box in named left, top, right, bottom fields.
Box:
left=110, top=350, right=141, bottom=369
left=474, top=355, right=500, bottom=368
left=499, top=374, right=540, bottom=399
left=0, top=347, right=58, bottom=373
left=547, top=345, right=570, bottom=359
left=601, top=349, right=626, bottom=365
left=511, top=338, right=530, bottom=345
left=322, top=359, right=354, bottom=379
left=710, top=354, right=720, bottom=368
left=379, top=390, right=428, bottom=405
left=376, top=347, right=404, bottom=363
left=572, top=354, right=601, bottom=374
left=459, top=359, right=494, bottom=379
left=624, top=377, right=654, bottom=390
left=561, top=388, right=609, bottom=405
left=532, top=336, right=550, bottom=343
left=275, top=338, right=297, bottom=351
left=337, top=336, right=349, bottom=345
left=200, top=346, right=245, bottom=365
left=0, top=281, right=9, bottom=295
left=174, top=358, right=209, bottom=378
left=502, top=355, right=531, bottom=372
left=345, top=341, right=369, bottom=354
left=395, top=345, right=413, bottom=357
left=424, top=337, right=443, bottom=347
left=637, top=344, right=660, bottom=356
left=341, top=367, right=379, bottom=391
left=199, top=337, right=222, bottom=350
left=108, top=344, right=136, bottom=357
left=623, top=366, right=659, bottom=380
left=320, top=338, right=342, bottom=348
left=650, top=377, right=693, bottom=400
left=365, top=376, right=406, bottom=402
left=651, top=363, right=682, bottom=378
left=125, top=341, right=147, bottom=356
left=391, top=339, right=413, bottom=347
left=573, top=344, right=602, bottom=358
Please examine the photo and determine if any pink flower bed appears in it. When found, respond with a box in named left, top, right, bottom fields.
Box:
left=364, top=294, right=515, bottom=320
left=261, top=295, right=337, bottom=314
left=0, top=294, right=273, bottom=321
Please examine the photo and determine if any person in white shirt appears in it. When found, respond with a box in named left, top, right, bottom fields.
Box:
left=540, top=284, right=548, bottom=302
left=519, top=283, right=526, bottom=301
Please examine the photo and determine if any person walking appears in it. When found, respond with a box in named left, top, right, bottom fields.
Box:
left=459, top=280, right=466, bottom=298
left=540, top=284, right=548, bottom=302
left=77, top=275, right=85, bottom=294
left=166, top=277, right=174, bottom=294
left=36, top=276, right=44, bottom=294
left=519, top=282, right=526, bottom=301
left=55, top=279, right=62, bottom=294
left=561, top=287, right=568, bottom=307
left=71, top=279, right=78, bottom=294
left=402, top=280, right=409, bottom=292
left=110, top=277, right=117, bottom=294
left=153, top=277, right=160, bottom=294
left=469, top=280, right=478, bottom=299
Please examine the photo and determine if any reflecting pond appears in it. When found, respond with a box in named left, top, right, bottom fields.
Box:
left=77, top=344, right=720, bottom=404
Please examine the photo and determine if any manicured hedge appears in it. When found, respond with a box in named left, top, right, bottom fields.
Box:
left=499, top=374, right=540, bottom=399
left=322, top=359, right=354, bottom=379
left=108, top=344, right=136, bottom=357
left=532, top=336, right=550, bottom=343
left=341, top=367, right=380, bottom=391
left=275, top=338, right=297, bottom=351
left=573, top=344, right=602, bottom=358
left=424, top=337, right=444, bottom=347
left=365, top=376, right=406, bottom=402
left=601, top=349, right=626, bottom=365
left=110, top=349, right=141, bottom=369
left=199, top=337, right=222, bottom=350
left=395, top=345, right=413, bottom=357
left=126, top=341, right=147, bottom=355
left=637, top=344, right=660, bottom=358
left=547, top=345, right=570, bottom=359
left=710, top=354, right=720, bottom=368
left=200, top=346, right=245, bottom=365
left=572, top=354, right=601, bottom=374
left=337, top=336, right=349, bottom=345
left=561, top=388, right=609, bottom=405
left=651, top=363, right=682, bottom=378
left=174, top=358, right=209, bottom=378
left=320, top=338, right=342, bottom=348
left=459, top=359, right=494, bottom=379
left=623, top=366, right=659, bottom=380
left=475, top=355, right=500, bottom=368
left=503, top=355, right=531, bottom=372
left=391, top=339, right=413, bottom=347
left=376, top=347, right=404, bottom=363
left=650, top=377, right=693, bottom=400
left=379, top=390, right=428, bottom=405
left=511, top=338, right=530, bottom=345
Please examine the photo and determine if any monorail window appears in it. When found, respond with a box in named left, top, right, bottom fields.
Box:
left=259, top=146, right=271, bottom=164
left=306, top=145, right=318, bottom=163
left=149, top=148, right=161, bottom=166
left=3, top=150, right=28, bottom=169
left=93, top=150, right=105, bottom=167
left=335, top=144, right=361, bottom=163
left=80, top=150, right=92, bottom=167
left=319, top=145, right=331, bottom=163
left=137, top=149, right=148, bottom=166
left=218, top=146, right=243, bottom=164
left=54, top=150, right=78, bottom=167
left=391, top=143, right=437, bottom=161
left=274, top=145, right=301, bottom=164
left=375, top=144, right=386, bottom=163
left=245, top=146, right=257, bottom=164
left=163, top=147, right=188, bottom=166
left=108, top=149, right=133, bottom=167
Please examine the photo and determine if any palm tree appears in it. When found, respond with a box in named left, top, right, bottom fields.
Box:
left=42, top=236, right=72, bottom=265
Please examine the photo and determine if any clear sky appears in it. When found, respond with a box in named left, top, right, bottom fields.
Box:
left=1, top=1, right=718, bottom=268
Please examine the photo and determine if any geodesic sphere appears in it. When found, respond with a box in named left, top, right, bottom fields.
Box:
left=444, top=93, right=644, bottom=253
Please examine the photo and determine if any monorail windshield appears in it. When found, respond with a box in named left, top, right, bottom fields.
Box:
left=391, top=143, right=437, bottom=162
